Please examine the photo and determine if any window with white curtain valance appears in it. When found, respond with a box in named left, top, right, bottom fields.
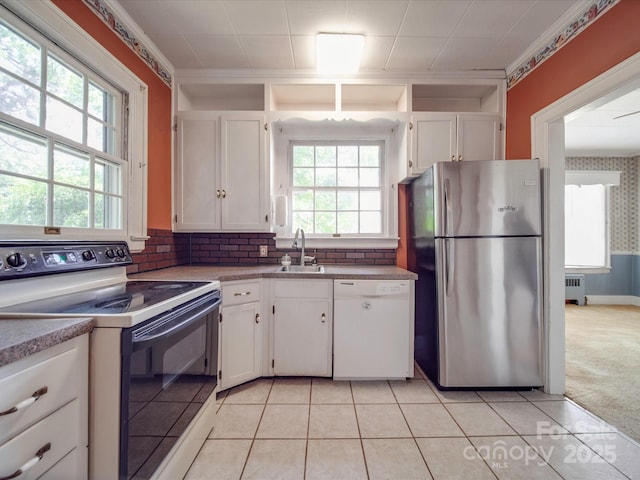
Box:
left=565, top=170, right=621, bottom=186
left=564, top=170, right=621, bottom=271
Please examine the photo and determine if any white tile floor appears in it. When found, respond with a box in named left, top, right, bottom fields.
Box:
left=184, top=368, right=640, bottom=480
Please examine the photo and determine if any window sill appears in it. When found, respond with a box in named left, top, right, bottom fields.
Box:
left=565, top=267, right=611, bottom=274
left=275, top=236, right=399, bottom=250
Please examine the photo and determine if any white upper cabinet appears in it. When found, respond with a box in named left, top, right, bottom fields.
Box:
left=174, top=112, right=268, bottom=232
left=457, top=114, right=502, bottom=161
left=404, top=81, right=505, bottom=178
left=410, top=113, right=457, bottom=175
left=221, top=116, right=268, bottom=231
left=172, top=77, right=505, bottom=196
left=174, top=113, right=220, bottom=230
left=409, top=112, right=502, bottom=176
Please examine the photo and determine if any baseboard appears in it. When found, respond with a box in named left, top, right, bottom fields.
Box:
left=586, top=295, right=640, bottom=306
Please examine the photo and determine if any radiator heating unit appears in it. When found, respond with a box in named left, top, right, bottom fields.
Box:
left=565, top=274, right=585, bottom=305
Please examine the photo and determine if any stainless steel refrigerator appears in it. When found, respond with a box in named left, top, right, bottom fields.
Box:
left=409, top=159, right=542, bottom=389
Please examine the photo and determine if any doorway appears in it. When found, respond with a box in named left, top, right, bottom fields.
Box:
left=561, top=86, right=640, bottom=442
left=531, top=52, right=640, bottom=438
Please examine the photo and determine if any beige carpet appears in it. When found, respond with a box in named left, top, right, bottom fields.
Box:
left=565, top=304, right=640, bottom=443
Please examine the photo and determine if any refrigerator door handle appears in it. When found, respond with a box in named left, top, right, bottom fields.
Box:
left=443, top=178, right=451, bottom=237
left=444, top=238, right=454, bottom=296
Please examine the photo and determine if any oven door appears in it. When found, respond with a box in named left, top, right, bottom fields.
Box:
left=119, top=291, right=220, bottom=480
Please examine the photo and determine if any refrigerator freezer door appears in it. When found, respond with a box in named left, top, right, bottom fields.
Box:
left=435, top=236, right=542, bottom=387
left=434, top=159, right=541, bottom=237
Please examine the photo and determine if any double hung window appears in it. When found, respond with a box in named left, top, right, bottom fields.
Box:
left=290, top=141, right=384, bottom=236
left=0, top=11, right=128, bottom=235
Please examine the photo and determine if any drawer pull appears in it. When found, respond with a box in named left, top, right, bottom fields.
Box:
left=0, top=387, right=48, bottom=417
left=321, top=313, right=327, bottom=323
left=255, top=313, right=261, bottom=324
left=0, top=442, right=51, bottom=480
left=233, top=291, right=251, bottom=296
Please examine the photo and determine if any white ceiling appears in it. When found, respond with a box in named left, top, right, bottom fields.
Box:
left=114, top=0, right=640, bottom=157
left=565, top=88, right=640, bottom=157
left=114, top=0, right=581, bottom=73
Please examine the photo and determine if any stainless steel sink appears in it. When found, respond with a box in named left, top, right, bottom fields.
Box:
left=275, top=265, right=325, bottom=273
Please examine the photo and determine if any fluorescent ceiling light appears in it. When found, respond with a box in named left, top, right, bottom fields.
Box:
left=316, top=33, right=364, bottom=74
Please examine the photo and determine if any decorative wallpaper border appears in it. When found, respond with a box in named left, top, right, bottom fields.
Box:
left=82, top=0, right=172, bottom=87
left=507, top=0, right=619, bottom=90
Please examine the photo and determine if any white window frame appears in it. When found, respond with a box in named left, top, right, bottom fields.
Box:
left=0, top=1, right=148, bottom=251
left=272, top=118, right=400, bottom=249
left=289, top=139, right=386, bottom=237
left=564, top=170, right=621, bottom=274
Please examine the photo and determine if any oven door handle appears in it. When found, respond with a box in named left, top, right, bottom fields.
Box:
left=132, top=299, right=220, bottom=350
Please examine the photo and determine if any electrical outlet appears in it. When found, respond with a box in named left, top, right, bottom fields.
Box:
left=259, top=245, right=268, bottom=257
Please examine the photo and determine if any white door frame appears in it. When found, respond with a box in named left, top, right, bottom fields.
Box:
left=531, top=51, right=640, bottom=394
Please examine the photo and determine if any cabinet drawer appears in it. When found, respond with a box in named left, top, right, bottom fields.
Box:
left=0, top=348, right=79, bottom=445
left=273, top=280, right=331, bottom=298
left=222, top=280, right=261, bottom=306
left=40, top=449, right=81, bottom=480
left=0, top=400, right=80, bottom=480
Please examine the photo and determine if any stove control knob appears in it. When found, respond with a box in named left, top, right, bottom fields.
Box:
left=116, top=248, right=126, bottom=258
left=6, top=252, right=26, bottom=268
left=82, top=250, right=95, bottom=261
left=105, top=248, right=116, bottom=259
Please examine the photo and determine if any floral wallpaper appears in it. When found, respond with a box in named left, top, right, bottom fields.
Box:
left=565, top=156, right=638, bottom=252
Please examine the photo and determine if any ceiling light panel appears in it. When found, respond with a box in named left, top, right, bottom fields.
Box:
left=316, top=33, right=365, bottom=74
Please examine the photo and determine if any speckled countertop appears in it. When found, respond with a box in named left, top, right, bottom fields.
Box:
left=131, top=264, right=418, bottom=282
left=0, top=318, right=94, bottom=368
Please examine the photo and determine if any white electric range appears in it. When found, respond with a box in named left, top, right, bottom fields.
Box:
left=0, top=241, right=221, bottom=480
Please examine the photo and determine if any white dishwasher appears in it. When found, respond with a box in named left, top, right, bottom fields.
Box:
left=333, top=279, right=413, bottom=380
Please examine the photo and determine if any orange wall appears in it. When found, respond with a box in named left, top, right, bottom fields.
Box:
left=506, top=0, right=640, bottom=158
left=396, top=184, right=409, bottom=269
left=52, top=0, right=172, bottom=230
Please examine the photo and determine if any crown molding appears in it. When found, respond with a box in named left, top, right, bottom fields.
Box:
left=506, top=0, right=620, bottom=89
left=83, top=0, right=174, bottom=87
left=174, top=68, right=507, bottom=81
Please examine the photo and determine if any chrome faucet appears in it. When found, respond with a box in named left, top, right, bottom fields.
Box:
left=292, top=228, right=315, bottom=266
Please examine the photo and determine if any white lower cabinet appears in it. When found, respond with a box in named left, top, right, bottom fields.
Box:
left=0, top=335, right=88, bottom=480
left=218, top=280, right=263, bottom=390
left=219, top=276, right=413, bottom=382
left=272, top=280, right=332, bottom=377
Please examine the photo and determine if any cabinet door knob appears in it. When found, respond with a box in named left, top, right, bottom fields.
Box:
left=458, top=155, right=462, bottom=161
left=216, top=189, right=221, bottom=198
left=255, top=313, right=261, bottom=324
left=221, top=189, right=227, bottom=198
left=451, top=155, right=455, bottom=161
left=321, top=313, right=326, bottom=323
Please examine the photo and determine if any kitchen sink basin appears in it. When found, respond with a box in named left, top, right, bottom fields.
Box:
left=275, top=265, right=325, bottom=273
